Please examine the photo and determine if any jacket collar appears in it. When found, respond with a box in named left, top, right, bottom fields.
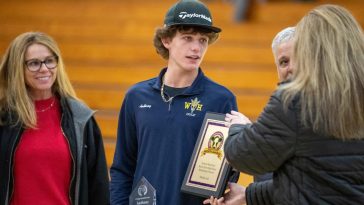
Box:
left=60, top=96, right=95, bottom=125
left=150, top=67, right=205, bottom=95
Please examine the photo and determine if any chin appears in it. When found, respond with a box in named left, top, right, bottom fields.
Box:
left=36, top=85, right=53, bottom=91
left=187, top=63, right=200, bottom=69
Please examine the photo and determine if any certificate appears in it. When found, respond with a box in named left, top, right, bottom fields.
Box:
left=181, top=112, right=232, bottom=198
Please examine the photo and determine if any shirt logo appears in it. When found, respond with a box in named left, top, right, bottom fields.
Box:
left=178, top=12, right=212, bottom=22
left=185, top=97, right=203, bottom=117
left=139, top=104, right=151, bottom=109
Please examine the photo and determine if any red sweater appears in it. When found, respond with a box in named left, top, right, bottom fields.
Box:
left=11, top=97, right=72, bottom=205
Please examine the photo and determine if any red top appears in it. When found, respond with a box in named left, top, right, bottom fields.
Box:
left=11, top=97, right=72, bottom=205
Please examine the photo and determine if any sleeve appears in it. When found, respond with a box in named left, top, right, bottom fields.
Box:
left=223, top=93, right=241, bottom=183
left=254, top=173, right=273, bottom=182
left=109, top=93, right=137, bottom=205
left=246, top=180, right=274, bottom=205
left=224, top=92, right=298, bottom=175
left=223, top=93, right=238, bottom=113
left=85, top=117, right=110, bottom=205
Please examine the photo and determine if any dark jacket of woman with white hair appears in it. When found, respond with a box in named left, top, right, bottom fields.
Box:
left=225, top=89, right=364, bottom=205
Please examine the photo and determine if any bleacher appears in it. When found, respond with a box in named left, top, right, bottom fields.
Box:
left=0, top=0, right=363, bottom=186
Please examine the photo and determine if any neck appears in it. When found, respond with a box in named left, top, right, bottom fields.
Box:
left=30, top=90, right=53, bottom=100
left=163, top=69, right=198, bottom=88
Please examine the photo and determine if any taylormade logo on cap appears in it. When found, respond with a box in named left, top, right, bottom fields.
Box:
left=163, top=0, right=222, bottom=33
left=178, top=12, right=212, bottom=22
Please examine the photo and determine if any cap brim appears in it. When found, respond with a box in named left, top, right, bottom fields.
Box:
left=166, top=23, right=222, bottom=33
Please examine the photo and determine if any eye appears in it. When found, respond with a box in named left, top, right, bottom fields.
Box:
left=27, top=60, right=41, bottom=67
left=279, top=58, right=289, bottom=67
left=200, top=38, right=208, bottom=44
left=184, top=36, right=191, bottom=40
left=45, top=57, right=56, bottom=64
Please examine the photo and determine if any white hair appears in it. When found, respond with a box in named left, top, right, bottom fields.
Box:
left=271, top=27, right=296, bottom=54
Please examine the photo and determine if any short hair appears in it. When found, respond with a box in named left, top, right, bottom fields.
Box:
left=0, top=32, right=77, bottom=128
left=271, top=27, right=295, bottom=56
left=282, top=5, right=364, bottom=139
left=153, top=25, right=219, bottom=60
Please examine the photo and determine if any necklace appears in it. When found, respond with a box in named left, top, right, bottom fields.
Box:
left=36, top=99, right=55, bottom=113
left=160, top=76, right=174, bottom=103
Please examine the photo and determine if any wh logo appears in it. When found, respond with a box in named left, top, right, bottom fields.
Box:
left=185, top=97, right=203, bottom=117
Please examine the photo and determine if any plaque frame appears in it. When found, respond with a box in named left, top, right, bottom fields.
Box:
left=181, top=112, right=232, bottom=198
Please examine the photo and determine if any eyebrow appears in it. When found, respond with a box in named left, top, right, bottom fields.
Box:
left=25, top=56, right=55, bottom=61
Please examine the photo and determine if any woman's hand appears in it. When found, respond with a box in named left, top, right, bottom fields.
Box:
left=225, top=111, right=251, bottom=127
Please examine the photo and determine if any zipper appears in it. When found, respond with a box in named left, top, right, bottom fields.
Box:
left=5, top=128, right=22, bottom=205
left=168, top=99, right=173, bottom=111
left=61, top=113, right=76, bottom=205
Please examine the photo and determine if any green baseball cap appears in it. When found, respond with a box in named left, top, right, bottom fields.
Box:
left=164, top=0, right=222, bottom=33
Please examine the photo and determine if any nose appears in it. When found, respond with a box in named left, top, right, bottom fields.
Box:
left=39, top=62, right=49, bottom=71
left=190, top=40, right=201, bottom=52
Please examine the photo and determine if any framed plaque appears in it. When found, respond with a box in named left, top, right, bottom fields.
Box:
left=181, top=112, right=232, bottom=198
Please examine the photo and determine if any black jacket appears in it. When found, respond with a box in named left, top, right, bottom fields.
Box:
left=0, top=97, right=109, bottom=205
left=225, top=90, right=364, bottom=205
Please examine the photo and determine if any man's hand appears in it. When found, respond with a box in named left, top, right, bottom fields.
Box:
left=203, top=183, right=246, bottom=205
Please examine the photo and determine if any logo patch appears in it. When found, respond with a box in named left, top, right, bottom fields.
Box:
left=185, top=97, right=203, bottom=117
left=201, top=131, right=224, bottom=159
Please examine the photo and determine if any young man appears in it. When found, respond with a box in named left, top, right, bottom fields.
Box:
left=110, top=0, right=237, bottom=204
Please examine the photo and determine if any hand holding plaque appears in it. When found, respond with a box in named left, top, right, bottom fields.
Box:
left=181, top=112, right=233, bottom=198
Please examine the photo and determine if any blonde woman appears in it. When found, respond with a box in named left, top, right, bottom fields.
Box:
left=0, top=32, right=109, bottom=205
left=206, top=4, right=364, bottom=205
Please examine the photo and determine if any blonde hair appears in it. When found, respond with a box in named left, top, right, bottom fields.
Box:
left=282, top=5, right=364, bottom=140
left=0, top=32, right=77, bottom=128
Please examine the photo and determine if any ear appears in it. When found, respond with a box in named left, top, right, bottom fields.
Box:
left=161, top=37, right=171, bottom=49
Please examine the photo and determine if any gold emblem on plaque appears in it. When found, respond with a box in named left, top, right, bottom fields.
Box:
left=201, top=131, right=224, bottom=159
